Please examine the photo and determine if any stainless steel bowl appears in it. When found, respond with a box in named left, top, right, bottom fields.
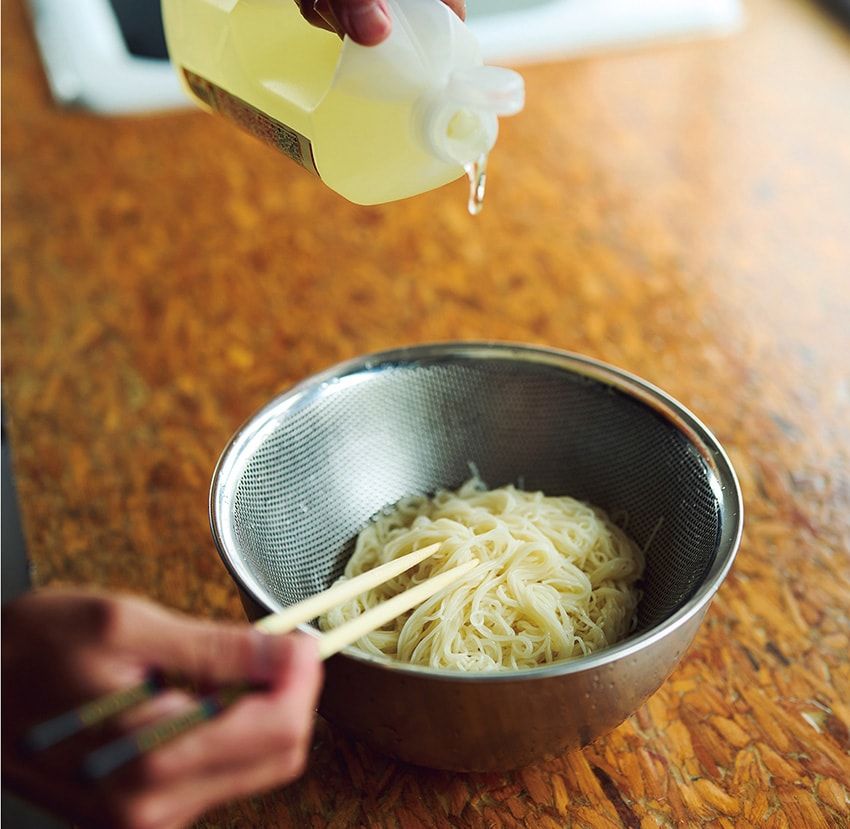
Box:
left=210, top=343, right=742, bottom=771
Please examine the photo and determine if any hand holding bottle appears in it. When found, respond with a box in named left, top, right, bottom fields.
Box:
left=297, top=0, right=467, bottom=45
left=164, top=0, right=522, bottom=205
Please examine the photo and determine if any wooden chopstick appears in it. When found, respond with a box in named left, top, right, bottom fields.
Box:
left=82, top=685, right=246, bottom=781
left=22, top=673, right=163, bottom=754
left=23, top=544, right=442, bottom=756
left=254, top=542, right=442, bottom=634
left=82, top=556, right=479, bottom=780
left=23, top=543, right=480, bottom=780
left=318, top=557, right=478, bottom=658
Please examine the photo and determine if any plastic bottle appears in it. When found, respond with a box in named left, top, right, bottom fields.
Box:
left=162, top=0, right=524, bottom=209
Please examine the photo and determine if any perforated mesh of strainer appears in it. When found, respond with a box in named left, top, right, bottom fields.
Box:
left=214, top=346, right=735, bottom=636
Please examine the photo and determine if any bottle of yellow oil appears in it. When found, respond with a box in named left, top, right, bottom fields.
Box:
left=162, top=0, right=524, bottom=209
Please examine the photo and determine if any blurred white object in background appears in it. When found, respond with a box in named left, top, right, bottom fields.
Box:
left=470, top=0, right=744, bottom=63
left=26, top=0, right=743, bottom=115
left=26, top=0, right=186, bottom=113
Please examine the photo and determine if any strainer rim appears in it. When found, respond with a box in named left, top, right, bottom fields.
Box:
left=210, top=341, right=743, bottom=682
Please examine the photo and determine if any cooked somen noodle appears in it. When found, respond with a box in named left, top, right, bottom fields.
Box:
left=319, top=478, right=644, bottom=671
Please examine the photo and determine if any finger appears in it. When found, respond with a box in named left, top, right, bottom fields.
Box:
left=442, top=0, right=466, bottom=20
left=106, top=739, right=318, bottom=829
left=134, top=639, right=320, bottom=827
left=136, top=636, right=321, bottom=786
left=96, top=596, right=310, bottom=687
left=298, top=0, right=336, bottom=32
left=2, top=588, right=126, bottom=649
left=147, top=748, right=317, bottom=829
left=313, top=0, right=343, bottom=35
left=330, top=0, right=391, bottom=45
left=2, top=640, right=315, bottom=829
left=86, top=638, right=315, bottom=829
left=113, top=689, right=196, bottom=734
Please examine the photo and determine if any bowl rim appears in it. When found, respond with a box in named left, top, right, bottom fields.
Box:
left=210, top=341, right=743, bottom=682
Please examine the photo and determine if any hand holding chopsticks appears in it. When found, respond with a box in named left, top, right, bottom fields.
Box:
left=3, top=588, right=324, bottom=829
left=19, top=543, right=475, bottom=783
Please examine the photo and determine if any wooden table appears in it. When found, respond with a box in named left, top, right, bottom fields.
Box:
left=4, top=0, right=849, bottom=824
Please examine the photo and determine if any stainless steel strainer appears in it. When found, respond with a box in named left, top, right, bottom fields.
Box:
left=211, top=343, right=742, bottom=770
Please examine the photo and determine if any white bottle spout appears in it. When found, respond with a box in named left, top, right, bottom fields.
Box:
left=417, top=66, right=525, bottom=168
left=446, top=66, right=525, bottom=116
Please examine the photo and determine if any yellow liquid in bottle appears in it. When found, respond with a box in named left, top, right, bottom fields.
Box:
left=163, top=0, right=465, bottom=205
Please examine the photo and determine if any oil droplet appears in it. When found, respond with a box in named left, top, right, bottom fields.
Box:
left=464, top=153, right=488, bottom=215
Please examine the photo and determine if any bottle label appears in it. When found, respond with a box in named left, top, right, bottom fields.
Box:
left=183, top=68, right=319, bottom=177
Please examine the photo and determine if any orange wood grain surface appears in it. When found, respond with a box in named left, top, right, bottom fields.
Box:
left=3, top=0, right=849, bottom=824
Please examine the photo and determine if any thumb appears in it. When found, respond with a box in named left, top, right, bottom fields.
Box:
left=330, top=0, right=391, bottom=46
left=106, top=597, right=316, bottom=687
left=162, top=622, right=311, bottom=687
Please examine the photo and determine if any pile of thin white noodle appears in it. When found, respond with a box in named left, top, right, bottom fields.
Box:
left=319, top=479, right=644, bottom=672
